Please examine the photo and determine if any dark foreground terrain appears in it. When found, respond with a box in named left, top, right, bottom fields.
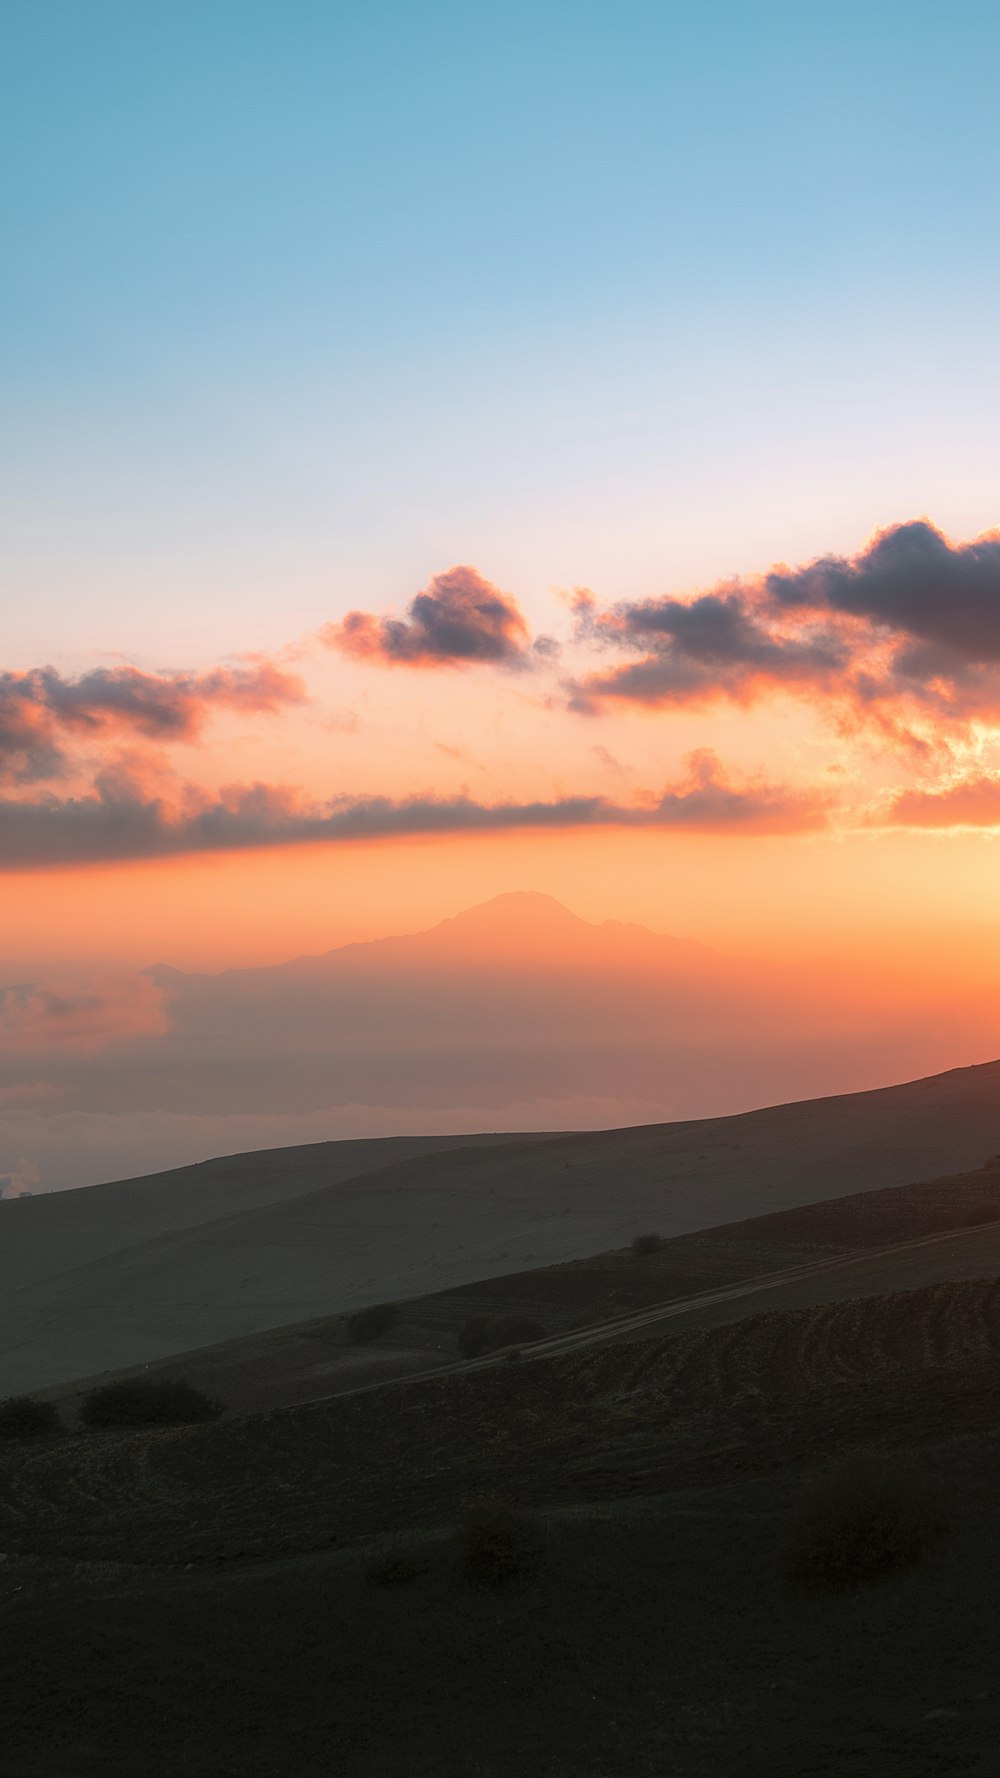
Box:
left=7, top=1267, right=1000, bottom=1776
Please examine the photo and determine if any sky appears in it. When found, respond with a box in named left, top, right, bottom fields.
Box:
left=3, top=2, right=1000, bottom=1188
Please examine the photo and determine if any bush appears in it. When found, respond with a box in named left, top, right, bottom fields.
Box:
left=631, top=1232, right=664, bottom=1257
left=363, top=1539, right=428, bottom=1587
left=786, top=1461, right=948, bottom=1590
left=457, top=1316, right=546, bottom=1359
left=80, top=1378, right=223, bottom=1428
left=456, top=1495, right=542, bottom=1589
left=0, top=1394, right=61, bottom=1439
left=346, top=1302, right=399, bottom=1344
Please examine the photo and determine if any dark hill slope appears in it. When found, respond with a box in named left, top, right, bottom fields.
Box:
left=5, top=1272, right=1000, bottom=1570
left=39, top=1150, right=1000, bottom=1419
left=5, top=1058, right=1000, bottom=1395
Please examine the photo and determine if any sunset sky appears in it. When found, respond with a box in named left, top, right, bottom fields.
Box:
left=4, top=3, right=1000, bottom=1187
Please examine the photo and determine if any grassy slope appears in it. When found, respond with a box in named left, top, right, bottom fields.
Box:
left=9, top=1057, right=1000, bottom=1397
left=42, top=1151, right=1000, bottom=1418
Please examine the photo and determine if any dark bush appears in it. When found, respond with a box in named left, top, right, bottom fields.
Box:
left=786, top=1461, right=948, bottom=1590
left=0, top=1394, right=61, bottom=1439
left=457, top=1316, right=546, bottom=1359
left=456, top=1495, right=542, bottom=1589
left=363, top=1540, right=428, bottom=1587
left=346, top=1301, right=399, bottom=1344
left=80, top=1378, right=223, bottom=1428
left=631, top=1232, right=664, bottom=1257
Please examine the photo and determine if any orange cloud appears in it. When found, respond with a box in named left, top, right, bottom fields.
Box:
left=0, top=971, right=170, bottom=1052
left=567, top=520, right=1000, bottom=735
left=0, top=751, right=830, bottom=870
left=323, top=565, right=539, bottom=668
left=880, top=774, right=1000, bottom=829
left=0, top=661, right=306, bottom=784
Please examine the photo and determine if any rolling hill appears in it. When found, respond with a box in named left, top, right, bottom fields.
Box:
left=4, top=1055, right=1000, bottom=1393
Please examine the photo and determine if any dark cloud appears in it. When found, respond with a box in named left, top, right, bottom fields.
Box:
left=765, top=520, right=1000, bottom=661
left=0, top=754, right=829, bottom=869
left=323, top=566, right=532, bottom=667
left=568, top=584, right=848, bottom=713
left=0, top=663, right=305, bottom=784
left=566, top=520, right=1000, bottom=725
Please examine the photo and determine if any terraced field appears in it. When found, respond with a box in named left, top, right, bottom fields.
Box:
left=7, top=1273, right=1000, bottom=1573
left=9, top=1270, right=1000, bottom=1777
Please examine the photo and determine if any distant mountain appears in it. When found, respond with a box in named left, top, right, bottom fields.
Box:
left=134, top=891, right=999, bottom=1119
left=3, top=892, right=998, bottom=1193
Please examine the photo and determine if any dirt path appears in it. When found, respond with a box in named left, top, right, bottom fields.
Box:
left=306, top=1217, right=1000, bottom=1404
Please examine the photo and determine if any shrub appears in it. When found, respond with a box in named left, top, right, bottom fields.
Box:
left=786, top=1461, right=948, bottom=1590
left=456, top=1495, right=542, bottom=1589
left=0, top=1394, right=61, bottom=1439
left=631, top=1231, right=664, bottom=1257
left=346, top=1302, right=399, bottom=1344
left=80, top=1378, right=223, bottom=1428
left=364, top=1540, right=428, bottom=1587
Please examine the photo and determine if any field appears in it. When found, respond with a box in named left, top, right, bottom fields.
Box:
left=9, top=1118, right=1000, bottom=1773
left=7, top=1266, right=1000, bottom=1774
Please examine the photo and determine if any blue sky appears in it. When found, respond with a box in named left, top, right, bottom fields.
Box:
left=4, top=0, right=999, bottom=662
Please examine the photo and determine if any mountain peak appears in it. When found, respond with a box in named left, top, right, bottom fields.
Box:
left=429, top=892, right=590, bottom=941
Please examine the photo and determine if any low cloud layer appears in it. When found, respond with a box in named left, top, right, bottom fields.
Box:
left=0, top=752, right=828, bottom=869
left=0, top=973, right=170, bottom=1053
left=323, top=565, right=537, bottom=667
left=0, top=662, right=305, bottom=785
left=0, top=1158, right=40, bottom=1199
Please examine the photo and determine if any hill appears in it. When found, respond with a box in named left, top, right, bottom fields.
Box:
left=38, top=1149, right=1000, bottom=1418
left=6, top=1057, right=1000, bottom=1393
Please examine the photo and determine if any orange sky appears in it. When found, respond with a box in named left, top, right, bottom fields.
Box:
left=7, top=519, right=1000, bottom=999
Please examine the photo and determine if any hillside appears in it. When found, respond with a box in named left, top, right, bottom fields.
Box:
left=6, top=1057, right=1000, bottom=1394
left=6, top=1271, right=1000, bottom=1775
left=39, top=1150, right=1000, bottom=1418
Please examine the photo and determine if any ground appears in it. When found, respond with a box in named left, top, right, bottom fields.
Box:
left=6, top=1271, right=1000, bottom=1773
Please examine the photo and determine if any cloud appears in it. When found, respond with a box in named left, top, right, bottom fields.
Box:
left=879, top=774, right=1000, bottom=830
left=645, top=748, right=833, bottom=834
left=0, top=1158, right=40, bottom=1199
left=566, top=520, right=1000, bottom=729
left=0, top=661, right=306, bottom=784
left=323, top=565, right=533, bottom=667
left=567, top=584, right=849, bottom=715
left=0, top=972, right=171, bottom=1053
left=0, top=753, right=829, bottom=869
left=765, top=520, right=1000, bottom=660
